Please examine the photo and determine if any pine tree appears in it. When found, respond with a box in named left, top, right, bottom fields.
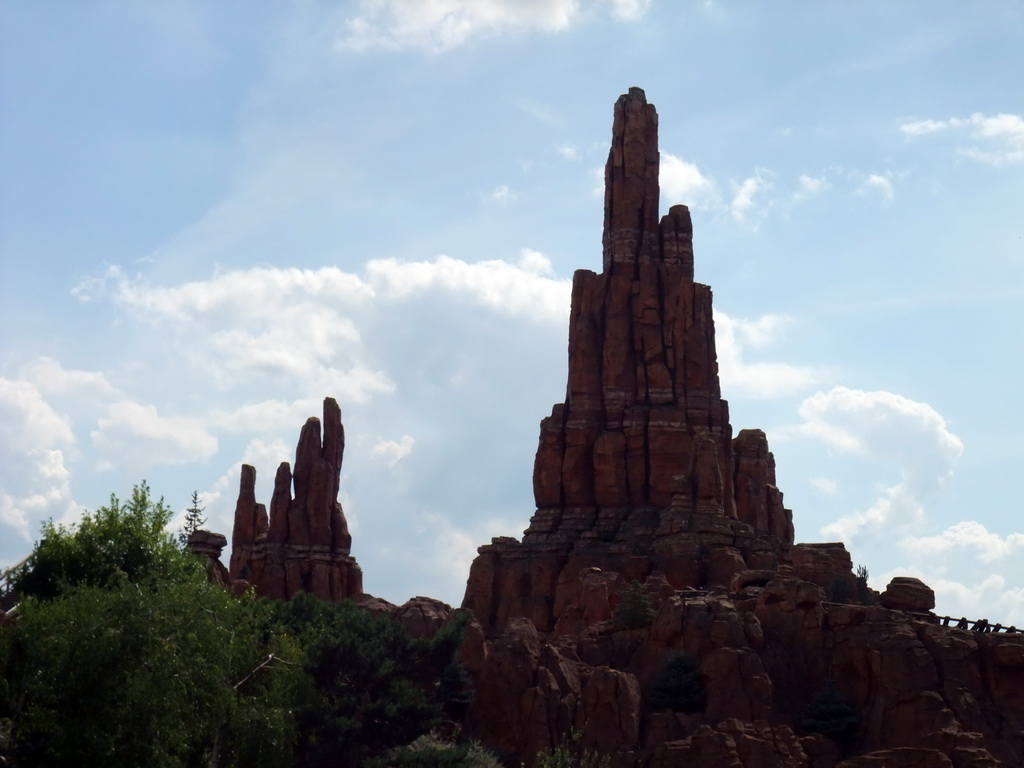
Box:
left=613, top=580, right=655, bottom=630
left=799, top=680, right=861, bottom=753
left=178, top=490, right=207, bottom=547
left=645, top=651, right=706, bottom=714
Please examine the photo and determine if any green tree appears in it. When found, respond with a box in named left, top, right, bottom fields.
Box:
left=274, top=594, right=470, bottom=768
left=613, top=580, right=655, bottom=630
left=3, top=575, right=299, bottom=767
left=13, top=481, right=194, bottom=599
left=799, top=680, right=861, bottom=753
left=1, top=483, right=300, bottom=767
left=178, top=490, right=208, bottom=548
left=645, top=651, right=706, bottom=714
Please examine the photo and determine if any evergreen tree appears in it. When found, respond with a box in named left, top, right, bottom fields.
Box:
left=276, top=594, right=470, bottom=768
left=645, top=651, right=706, bottom=714
left=613, top=580, right=655, bottom=630
left=799, top=680, right=861, bottom=753
left=178, top=490, right=207, bottom=547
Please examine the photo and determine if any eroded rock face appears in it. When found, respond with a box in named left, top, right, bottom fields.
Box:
left=464, top=88, right=799, bottom=634
left=229, top=397, right=362, bottom=602
left=462, top=594, right=1016, bottom=768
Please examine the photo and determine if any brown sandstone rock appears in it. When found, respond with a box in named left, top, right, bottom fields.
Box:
left=228, top=397, right=362, bottom=602
left=465, top=87, right=797, bottom=636
left=186, top=529, right=229, bottom=585
left=879, top=576, right=935, bottom=612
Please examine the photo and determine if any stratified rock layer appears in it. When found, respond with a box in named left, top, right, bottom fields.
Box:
left=229, top=397, right=362, bottom=602
left=463, top=88, right=798, bottom=633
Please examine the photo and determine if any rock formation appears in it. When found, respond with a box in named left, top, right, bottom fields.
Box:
left=229, top=397, right=362, bottom=602
left=463, top=88, right=834, bottom=635
left=454, top=88, right=1024, bottom=767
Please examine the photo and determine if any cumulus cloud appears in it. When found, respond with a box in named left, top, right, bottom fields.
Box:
left=91, top=401, right=219, bottom=473
left=371, top=435, right=415, bottom=468
left=900, top=112, right=1024, bottom=166
left=483, top=184, right=514, bottom=202
left=338, top=0, right=578, bottom=54
left=76, top=253, right=570, bottom=389
left=714, top=311, right=823, bottom=399
left=660, top=153, right=719, bottom=211
left=337, top=0, right=655, bottom=53
left=730, top=170, right=773, bottom=225
left=0, top=378, right=78, bottom=556
left=796, top=387, right=963, bottom=542
left=902, top=521, right=1024, bottom=564
left=860, top=173, right=894, bottom=201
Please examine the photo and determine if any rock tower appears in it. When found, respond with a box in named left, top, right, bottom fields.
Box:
left=229, top=397, right=362, bottom=602
left=463, top=88, right=803, bottom=632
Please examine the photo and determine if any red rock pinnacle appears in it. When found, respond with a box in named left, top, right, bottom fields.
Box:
left=229, top=397, right=362, bottom=601
left=463, top=89, right=793, bottom=632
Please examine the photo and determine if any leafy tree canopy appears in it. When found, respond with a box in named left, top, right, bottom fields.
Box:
left=13, top=481, right=200, bottom=599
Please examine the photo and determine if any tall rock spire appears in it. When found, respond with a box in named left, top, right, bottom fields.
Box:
left=463, top=89, right=793, bottom=632
left=229, top=397, right=362, bottom=602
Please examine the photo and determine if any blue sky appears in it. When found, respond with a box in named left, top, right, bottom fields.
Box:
left=2, top=1, right=1023, bottom=620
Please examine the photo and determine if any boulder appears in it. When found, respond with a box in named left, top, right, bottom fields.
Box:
left=879, top=577, right=936, bottom=613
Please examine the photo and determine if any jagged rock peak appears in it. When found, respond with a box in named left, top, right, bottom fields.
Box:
left=229, top=396, right=362, bottom=602
left=603, top=86, right=660, bottom=272
left=464, top=89, right=795, bottom=633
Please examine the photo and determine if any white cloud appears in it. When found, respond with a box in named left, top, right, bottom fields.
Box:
left=900, top=112, right=1024, bottom=166
left=660, top=153, right=719, bottom=211
left=797, top=174, right=828, bottom=195
left=557, top=144, right=579, bottom=160
left=78, top=254, right=569, bottom=392
left=91, top=401, right=219, bottom=472
left=796, top=387, right=963, bottom=542
left=810, top=477, right=838, bottom=496
left=371, top=435, right=415, bottom=468
left=484, top=184, right=514, bottom=202
left=730, top=170, right=773, bottom=225
left=605, top=0, right=652, bottom=21
left=861, top=173, right=894, bottom=201
left=902, top=521, right=1024, bottom=564
left=714, top=311, right=823, bottom=399
left=0, top=378, right=78, bottom=556
left=365, top=252, right=570, bottom=318
left=338, top=0, right=580, bottom=54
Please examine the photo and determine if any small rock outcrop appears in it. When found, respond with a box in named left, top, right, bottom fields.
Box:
left=879, top=576, right=936, bottom=612
left=186, top=529, right=229, bottom=585
left=229, top=397, right=362, bottom=602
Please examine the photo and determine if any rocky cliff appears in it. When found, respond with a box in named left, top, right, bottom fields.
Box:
left=453, top=89, right=1024, bottom=767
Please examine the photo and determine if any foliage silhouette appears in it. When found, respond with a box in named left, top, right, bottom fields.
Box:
left=645, top=651, right=706, bottom=714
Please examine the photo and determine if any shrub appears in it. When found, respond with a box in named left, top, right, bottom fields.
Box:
left=645, top=651, right=706, bottom=714
left=799, top=680, right=861, bottom=753
left=613, top=580, right=655, bottom=629
left=530, top=729, right=610, bottom=768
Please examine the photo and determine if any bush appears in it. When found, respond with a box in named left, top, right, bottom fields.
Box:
left=613, top=580, right=655, bottom=629
left=799, top=680, right=861, bottom=753
left=530, top=729, right=610, bottom=768
left=645, top=651, right=706, bottom=714
left=13, top=481, right=199, bottom=599
left=369, top=734, right=502, bottom=768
